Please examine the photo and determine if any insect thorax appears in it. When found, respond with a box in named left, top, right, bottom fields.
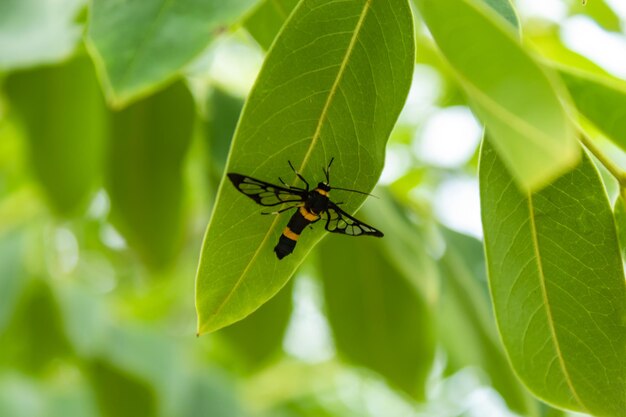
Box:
left=306, top=189, right=329, bottom=214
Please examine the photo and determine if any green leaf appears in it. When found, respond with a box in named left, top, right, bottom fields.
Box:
left=0, top=376, right=44, bottom=417
left=0, top=0, right=84, bottom=69
left=0, top=279, right=74, bottom=373
left=55, top=283, right=108, bottom=357
left=528, top=28, right=609, bottom=77
left=0, top=231, right=25, bottom=334
left=87, top=359, right=157, bottom=417
left=438, top=229, right=538, bottom=416
left=219, top=279, right=293, bottom=370
left=415, top=0, right=579, bottom=190
left=96, top=325, right=182, bottom=413
left=319, top=235, right=436, bottom=400
left=177, top=372, right=242, bottom=417
left=559, top=68, right=626, bottom=152
left=46, top=377, right=99, bottom=417
left=106, top=81, right=194, bottom=269
left=613, top=195, right=626, bottom=259
left=569, top=0, right=621, bottom=32
left=203, top=87, right=244, bottom=183
left=195, top=0, right=415, bottom=334
left=87, top=0, right=255, bottom=107
left=361, top=191, right=439, bottom=303
left=4, top=56, right=106, bottom=216
left=480, top=140, right=626, bottom=415
left=0, top=373, right=98, bottom=417
left=480, top=0, right=519, bottom=27
left=243, top=0, right=299, bottom=50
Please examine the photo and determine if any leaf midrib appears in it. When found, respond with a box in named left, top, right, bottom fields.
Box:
left=527, top=193, right=587, bottom=412
left=199, top=0, right=373, bottom=333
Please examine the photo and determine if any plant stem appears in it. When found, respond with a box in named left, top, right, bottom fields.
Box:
left=578, top=132, right=626, bottom=186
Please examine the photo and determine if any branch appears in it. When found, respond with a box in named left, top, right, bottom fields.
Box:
left=578, top=132, right=626, bottom=187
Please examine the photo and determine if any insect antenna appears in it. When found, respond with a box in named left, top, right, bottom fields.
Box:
left=331, top=186, right=379, bottom=198
left=287, top=160, right=309, bottom=190
left=323, top=157, right=335, bottom=184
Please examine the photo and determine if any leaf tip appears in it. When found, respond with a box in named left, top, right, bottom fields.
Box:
left=196, top=317, right=225, bottom=336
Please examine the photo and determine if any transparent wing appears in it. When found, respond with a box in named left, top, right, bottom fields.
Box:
left=324, top=203, right=384, bottom=237
left=227, top=173, right=305, bottom=207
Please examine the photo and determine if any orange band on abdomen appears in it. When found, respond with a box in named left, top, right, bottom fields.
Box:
left=283, top=227, right=300, bottom=241
left=299, top=206, right=319, bottom=221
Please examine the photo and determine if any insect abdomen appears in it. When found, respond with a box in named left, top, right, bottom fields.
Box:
left=274, top=207, right=318, bottom=259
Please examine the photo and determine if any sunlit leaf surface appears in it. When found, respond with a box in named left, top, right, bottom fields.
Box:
left=195, top=0, right=415, bottom=334
left=416, top=0, right=579, bottom=190
left=480, top=140, right=626, bottom=415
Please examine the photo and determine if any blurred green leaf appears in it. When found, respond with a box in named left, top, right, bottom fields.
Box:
left=0, top=279, right=73, bottom=373
left=0, top=231, right=25, bottom=333
left=243, top=0, right=299, bottom=50
left=271, top=396, right=340, bottom=417
left=415, top=0, right=579, bottom=190
left=45, top=373, right=99, bottom=417
left=87, top=0, right=256, bottom=107
left=97, top=324, right=192, bottom=416
left=0, top=0, right=84, bottom=70
left=4, top=56, right=106, bottom=216
left=319, top=236, right=436, bottom=400
left=438, top=228, right=537, bottom=416
left=55, top=283, right=108, bottom=357
left=219, top=279, right=293, bottom=371
left=527, top=27, right=609, bottom=76
left=614, top=195, right=626, bottom=259
left=481, top=0, right=519, bottom=27
left=203, top=87, right=244, bottom=183
left=480, top=140, right=626, bottom=415
left=106, top=81, right=194, bottom=269
left=569, top=0, right=621, bottom=32
left=177, top=372, right=243, bottom=417
left=0, top=376, right=45, bottom=417
left=87, top=359, right=157, bottom=417
left=196, top=0, right=415, bottom=335
left=559, top=68, right=626, bottom=151
left=361, top=192, right=439, bottom=304
left=105, top=326, right=179, bottom=391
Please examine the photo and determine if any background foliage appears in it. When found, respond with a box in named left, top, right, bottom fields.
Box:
left=0, top=0, right=625, bottom=416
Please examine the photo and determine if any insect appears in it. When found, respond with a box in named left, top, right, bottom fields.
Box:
left=227, top=158, right=383, bottom=260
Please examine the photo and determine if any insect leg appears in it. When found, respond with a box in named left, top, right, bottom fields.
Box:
left=288, top=160, right=309, bottom=190
left=261, top=205, right=298, bottom=215
left=279, top=176, right=305, bottom=191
